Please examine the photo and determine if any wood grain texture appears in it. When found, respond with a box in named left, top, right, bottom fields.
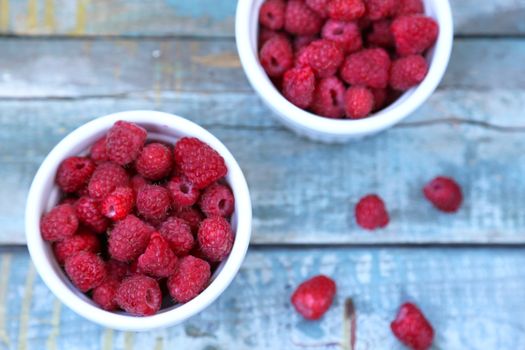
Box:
left=1, top=247, right=524, bottom=349
left=0, top=0, right=524, bottom=37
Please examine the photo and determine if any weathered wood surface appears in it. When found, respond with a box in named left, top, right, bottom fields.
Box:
left=0, top=247, right=523, bottom=350
left=0, top=0, right=523, bottom=37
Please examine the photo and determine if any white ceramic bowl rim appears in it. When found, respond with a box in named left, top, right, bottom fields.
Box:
left=25, top=111, right=252, bottom=331
left=235, top=0, right=454, bottom=136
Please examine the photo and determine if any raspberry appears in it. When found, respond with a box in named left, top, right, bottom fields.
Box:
left=291, top=275, right=336, bottom=320
left=198, top=217, right=234, bottom=262
left=391, top=302, right=434, bottom=350
left=106, top=121, right=147, bottom=165
left=108, top=215, right=154, bottom=262
left=395, top=0, right=424, bottom=16
left=293, top=35, right=317, bottom=51
left=321, top=20, right=362, bottom=54
left=137, top=233, right=178, bottom=278
left=258, top=27, right=281, bottom=48
left=92, top=279, right=120, bottom=311
left=174, top=138, right=227, bottom=190
left=175, top=207, right=204, bottom=234
left=305, top=0, right=329, bottom=17
left=88, top=162, right=129, bottom=200
left=90, top=137, right=109, bottom=164
left=53, top=229, right=100, bottom=265
left=167, top=256, right=211, bottom=303
left=302, top=39, right=344, bottom=78
left=390, top=55, right=428, bottom=91
left=75, top=196, right=109, bottom=233
left=355, top=194, right=389, bottom=230
left=371, top=88, right=388, bottom=111
left=367, top=20, right=394, bottom=48
left=136, top=184, right=171, bottom=221
left=311, top=76, right=346, bottom=118
left=106, top=259, right=129, bottom=281
left=101, top=186, right=135, bottom=221
left=167, top=175, right=200, bottom=208
left=64, top=251, right=106, bottom=292
left=135, top=142, right=172, bottom=181
left=199, top=183, right=235, bottom=218
left=115, top=275, right=162, bottom=316
left=284, top=0, right=322, bottom=36
left=40, top=204, right=78, bottom=242
left=340, top=48, right=391, bottom=88
left=159, top=216, right=195, bottom=256
left=344, top=86, right=375, bottom=119
left=423, top=176, right=462, bottom=213
left=130, top=174, right=148, bottom=194
left=282, top=66, right=316, bottom=109
left=56, top=157, right=95, bottom=193
left=259, top=0, right=285, bottom=30
left=364, top=0, right=397, bottom=20
left=259, top=35, right=294, bottom=78
left=391, top=15, right=439, bottom=56
left=327, top=0, right=366, bottom=21
left=294, top=46, right=311, bottom=68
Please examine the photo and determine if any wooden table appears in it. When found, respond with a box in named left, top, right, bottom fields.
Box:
left=0, top=1, right=524, bottom=349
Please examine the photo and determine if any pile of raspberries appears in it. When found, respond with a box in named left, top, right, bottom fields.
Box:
left=40, top=120, right=235, bottom=316
left=258, top=0, right=439, bottom=119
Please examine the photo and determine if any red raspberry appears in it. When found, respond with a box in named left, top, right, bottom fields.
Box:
left=284, top=0, right=322, bottom=36
left=293, top=35, right=317, bottom=52
left=371, top=88, right=388, bottom=111
left=391, top=15, right=439, bottom=56
left=89, top=137, right=109, bottom=164
left=53, top=229, right=100, bottom=265
left=56, top=157, right=95, bottom=193
left=101, top=186, right=134, bottom=221
left=108, top=215, right=154, bottom=262
left=136, top=184, right=171, bottom=222
left=391, top=302, right=434, bottom=350
left=64, top=251, right=106, bottom=292
left=167, top=175, right=200, bottom=208
left=106, top=259, right=129, bottom=281
left=175, top=207, right=204, bottom=234
left=259, top=0, right=285, bottom=30
left=311, top=76, right=346, bottom=118
left=423, top=176, right=462, bottom=213
left=88, top=162, right=129, bottom=200
left=159, top=216, right=195, bottom=256
left=130, top=174, right=148, bottom=194
left=340, top=48, right=391, bottom=88
left=291, top=275, right=336, bottom=320
left=115, top=275, right=162, bottom=316
left=303, top=39, right=344, bottom=78
left=390, top=54, right=428, bottom=91
left=367, top=20, right=394, bottom=48
left=294, top=46, right=311, bottom=68
left=305, top=0, right=329, bottom=17
left=199, top=183, right=235, bottom=218
left=135, top=142, right=172, bottom=181
left=167, top=255, right=211, bottom=303
left=92, top=279, right=120, bottom=311
left=40, top=204, right=78, bottom=242
left=258, top=27, right=281, bottom=48
left=75, top=196, right=109, bottom=233
left=137, top=233, right=178, bottom=278
left=106, top=121, right=147, bottom=165
left=364, top=0, right=397, bottom=20
left=344, top=86, right=375, bottom=119
left=395, top=0, right=424, bottom=16
left=321, top=19, right=362, bottom=53
left=282, top=66, right=316, bottom=109
left=327, top=0, right=366, bottom=21
left=198, top=217, right=234, bottom=262
left=259, top=35, right=294, bottom=78
left=355, top=194, right=389, bottom=230
left=174, top=138, right=227, bottom=190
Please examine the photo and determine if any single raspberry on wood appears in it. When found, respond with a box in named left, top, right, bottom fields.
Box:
left=367, top=20, right=394, bottom=48
left=90, top=137, right=109, bottom=164
left=340, top=48, right=391, bottom=89
left=327, top=0, right=366, bottom=21
left=75, top=196, right=109, bottom=233
left=310, top=76, right=346, bottom=119
left=391, top=15, right=439, bottom=56
left=395, top=0, right=424, bottom=16
left=159, top=216, right=195, bottom=256
left=321, top=19, right=362, bottom=54
left=284, top=0, right=323, bottom=36
left=53, top=229, right=100, bottom=265
left=259, top=0, right=286, bottom=30
left=175, top=207, right=204, bottom=234
left=174, top=138, right=227, bottom=190
left=101, top=186, right=135, bottom=221
left=56, top=156, right=95, bottom=193
left=344, top=86, right=375, bottom=119
left=259, top=35, right=294, bottom=78
left=305, top=0, right=330, bottom=17
left=198, top=217, right=234, bottom=262
left=135, top=142, right=173, bottom=181
left=106, top=121, right=147, bottom=165
left=167, top=255, right=211, bottom=303
left=88, top=162, right=129, bottom=200
left=136, top=184, right=171, bottom=222
left=291, top=275, right=336, bottom=320
left=302, top=39, right=344, bottom=78
left=199, top=183, right=235, bottom=218
left=115, top=275, right=162, bottom=316
left=282, top=66, right=316, bottom=109
left=355, top=194, right=389, bottom=230
left=65, top=251, right=107, bottom=292
left=92, top=279, right=120, bottom=311
left=137, top=233, right=178, bottom=278
left=108, top=215, right=154, bottom=262
left=41, top=204, right=78, bottom=242
left=364, top=0, right=397, bottom=20
left=423, top=176, right=462, bottom=213
left=167, top=175, right=200, bottom=208
left=391, top=302, right=434, bottom=350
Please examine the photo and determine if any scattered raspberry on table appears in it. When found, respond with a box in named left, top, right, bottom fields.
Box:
left=391, top=302, right=435, bottom=350
left=291, top=275, right=337, bottom=320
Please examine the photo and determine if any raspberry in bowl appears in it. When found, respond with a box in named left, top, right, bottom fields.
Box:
left=25, top=111, right=252, bottom=331
left=236, top=0, right=453, bottom=142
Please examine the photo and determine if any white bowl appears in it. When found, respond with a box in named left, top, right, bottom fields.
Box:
left=25, top=111, right=252, bottom=331
left=236, top=0, right=454, bottom=143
